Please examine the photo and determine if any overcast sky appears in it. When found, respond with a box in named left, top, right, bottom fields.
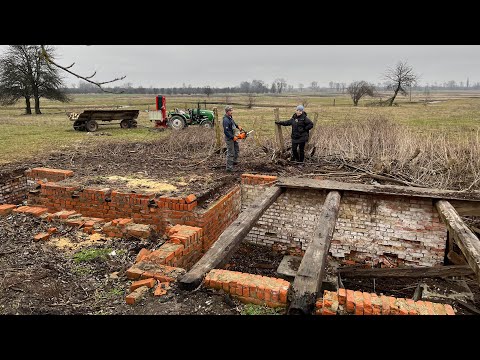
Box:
left=2, top=45, right=480, bottom=88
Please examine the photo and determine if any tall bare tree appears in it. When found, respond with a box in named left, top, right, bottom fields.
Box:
left=0, top=45, right=70, bottom=114
left=383, top=60, right=418, bottom=106
left=347, top=81, right=375, bottom=106
left=0, top=46, right=32, bottom=113
left=274, top=78, right=287, bottom=94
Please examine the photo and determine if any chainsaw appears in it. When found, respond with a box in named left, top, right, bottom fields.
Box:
left=236, top=129, right=254, bottom=140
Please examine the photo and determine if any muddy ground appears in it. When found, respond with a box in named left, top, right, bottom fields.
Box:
left=2, top=131, right=480, bottom=315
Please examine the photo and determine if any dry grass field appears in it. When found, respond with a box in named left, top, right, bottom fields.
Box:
left=1, top=91, right=480, bottom=190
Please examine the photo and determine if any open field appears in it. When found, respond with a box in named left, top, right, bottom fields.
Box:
left=1, top=91, right=480, bottom=166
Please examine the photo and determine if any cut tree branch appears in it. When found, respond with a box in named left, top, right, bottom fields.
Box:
left=40, top=45, right=126, bottom=94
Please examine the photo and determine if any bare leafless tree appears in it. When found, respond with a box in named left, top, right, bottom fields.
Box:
left=274, top=78, right=287, bottom=94
left=40, top=45, right=126, bottom=94
left=347, top=81, right=375, bottom=106
left=383, top=61, right=419, bottom=106
left=0, top=45, right=70, bottom=114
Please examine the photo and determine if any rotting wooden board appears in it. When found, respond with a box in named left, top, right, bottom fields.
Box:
left=287, top=190, right=341, bottom=315
left=277, top=178, right=480, bottom=202
left=435, top=200, right=480, bottom=284
left=338, top=264, right=474, bottom=278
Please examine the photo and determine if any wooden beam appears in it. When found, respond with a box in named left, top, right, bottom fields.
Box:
left=435, top=200, right=480, bottom=284
left=338, top=265, right=474, bottom=278
left=449, top=200, right=480, bottom=216
left=277, top=177, right=480, bottom=202
left=274, top=108, right=284, bottom=152
left=179, top=186, right=284, bottom=290
left=287, top=191, right=341, bottom=315
left=213, top=107, right=221, bottom=151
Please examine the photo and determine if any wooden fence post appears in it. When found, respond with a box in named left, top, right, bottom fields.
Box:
left=213, top=107, right=221, bottom=151
left=274, top=108, right=284, bottom=152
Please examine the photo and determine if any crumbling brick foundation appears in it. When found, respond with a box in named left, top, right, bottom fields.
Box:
left=241, top=174, right=447, bottom=267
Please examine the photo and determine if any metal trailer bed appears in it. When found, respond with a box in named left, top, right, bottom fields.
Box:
left=68, top=109, right=140, bottom=132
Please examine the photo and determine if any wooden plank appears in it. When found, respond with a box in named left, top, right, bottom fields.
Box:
left=179, top=186, right=284, bottom=290
left=274, top=108, right=284, bottom=152
left=447, top=250, right=468, bottom=265
left=277, top=177, right=480, bottom=202
left=213, top=107, right=221, bottom=151
left=435, top=200, right=480, bottom=284
left=287, top=191, right=341, bottom=315
left=338, top=265, right=473, bottom=278
left=449, top=200, right=480, bottom=216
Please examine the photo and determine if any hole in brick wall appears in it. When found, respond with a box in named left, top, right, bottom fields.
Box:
left=220, top=242, right=285, bottom=278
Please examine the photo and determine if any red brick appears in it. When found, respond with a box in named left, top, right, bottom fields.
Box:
left=126, top=285, right=149, bottom=305
left=34, top=232, right=50, bottom=241
left=346, top=289, right=355, bottom=313
left=154, top=286, right=167, bottom=297
left=444, top=304, right=456, bottom=315
left=185, top=194, right=197, bottom=204
left=424, top=301, right=436, bottom=315
left=354, top=291, right=364, bottom=315
left=405, top=299, right=419, bottom=315
left=47, top=227, right=57, bottom=234
left=432, top=302, right=447, bottom=315
left=130, top=278, right=156, bottom=292
left=338, top=288, right=347, bottom=305
left=370, top=293, right=382, bottom=315
left=135, top=248, right=152, bottom=263
left=0, top=204, right=16, bottom=216
left=362, top=292, right=373, bottom=315
left=380, top=296, right=390, bottom=315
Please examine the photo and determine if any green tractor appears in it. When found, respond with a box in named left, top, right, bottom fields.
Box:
left=167, top=102, right=215, bottom=130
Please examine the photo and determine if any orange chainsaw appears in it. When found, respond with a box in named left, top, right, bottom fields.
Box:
left=234, top=129, right=254, bottom=141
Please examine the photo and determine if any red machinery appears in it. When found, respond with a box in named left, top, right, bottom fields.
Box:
left=150, top=95, right=168, bottom=128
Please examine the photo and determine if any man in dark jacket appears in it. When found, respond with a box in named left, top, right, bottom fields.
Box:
left=275, top=105, right=314, bottom=163
left=223, top=105, right=244, bottom=172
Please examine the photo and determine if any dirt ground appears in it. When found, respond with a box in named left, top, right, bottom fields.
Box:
left=2, top=132, right=480, bottom=315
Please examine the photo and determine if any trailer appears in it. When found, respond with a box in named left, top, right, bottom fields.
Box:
left=67, top=109, right=140, bottom=132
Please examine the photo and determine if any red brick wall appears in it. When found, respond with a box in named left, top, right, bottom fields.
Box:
left=204, top=269, right=290, bottom=308
left=317, top=289, right=455, bottom=315
left=25, top=167, right=74, bottom=183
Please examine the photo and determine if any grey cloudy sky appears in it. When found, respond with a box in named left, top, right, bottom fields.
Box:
left=3, top=45, right=480, bottom=88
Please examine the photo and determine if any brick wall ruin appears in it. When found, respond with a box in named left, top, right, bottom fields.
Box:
left=0, top=168, right=28, bottom=205
left=241, top=174, right=447, bottom=267
left=21, top=169, right=448, bottom=268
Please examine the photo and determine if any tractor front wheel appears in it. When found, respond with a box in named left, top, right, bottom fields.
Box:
left=200, top=120, right=213, bottom=129
left=168, top=115, right=186, bottom=130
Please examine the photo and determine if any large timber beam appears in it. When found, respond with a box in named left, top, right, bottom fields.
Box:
left=287, top=190, right=341, bottom=315
left=179, top=186, right=284, bottom=290
left=338, top=264, right=474, bottom=278
left=435, top=200, right=480, bottom=284
left=277, top=178, right=480, bottom=202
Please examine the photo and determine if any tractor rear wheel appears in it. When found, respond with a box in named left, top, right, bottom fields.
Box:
left=86, top=119, right=98, bottom=132
left=169, top=115, right=186, bottom=130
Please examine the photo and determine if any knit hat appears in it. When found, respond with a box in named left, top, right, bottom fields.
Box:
left=296, top=105, right=304, bottom=111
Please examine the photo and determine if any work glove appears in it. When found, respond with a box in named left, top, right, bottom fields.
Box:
left=233, top=136, right=238, bottom=141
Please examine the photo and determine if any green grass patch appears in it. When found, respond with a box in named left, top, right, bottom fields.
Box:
left=73, top=248, right=113, bottom=263
left=241, top=303, right=284, bottom=315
